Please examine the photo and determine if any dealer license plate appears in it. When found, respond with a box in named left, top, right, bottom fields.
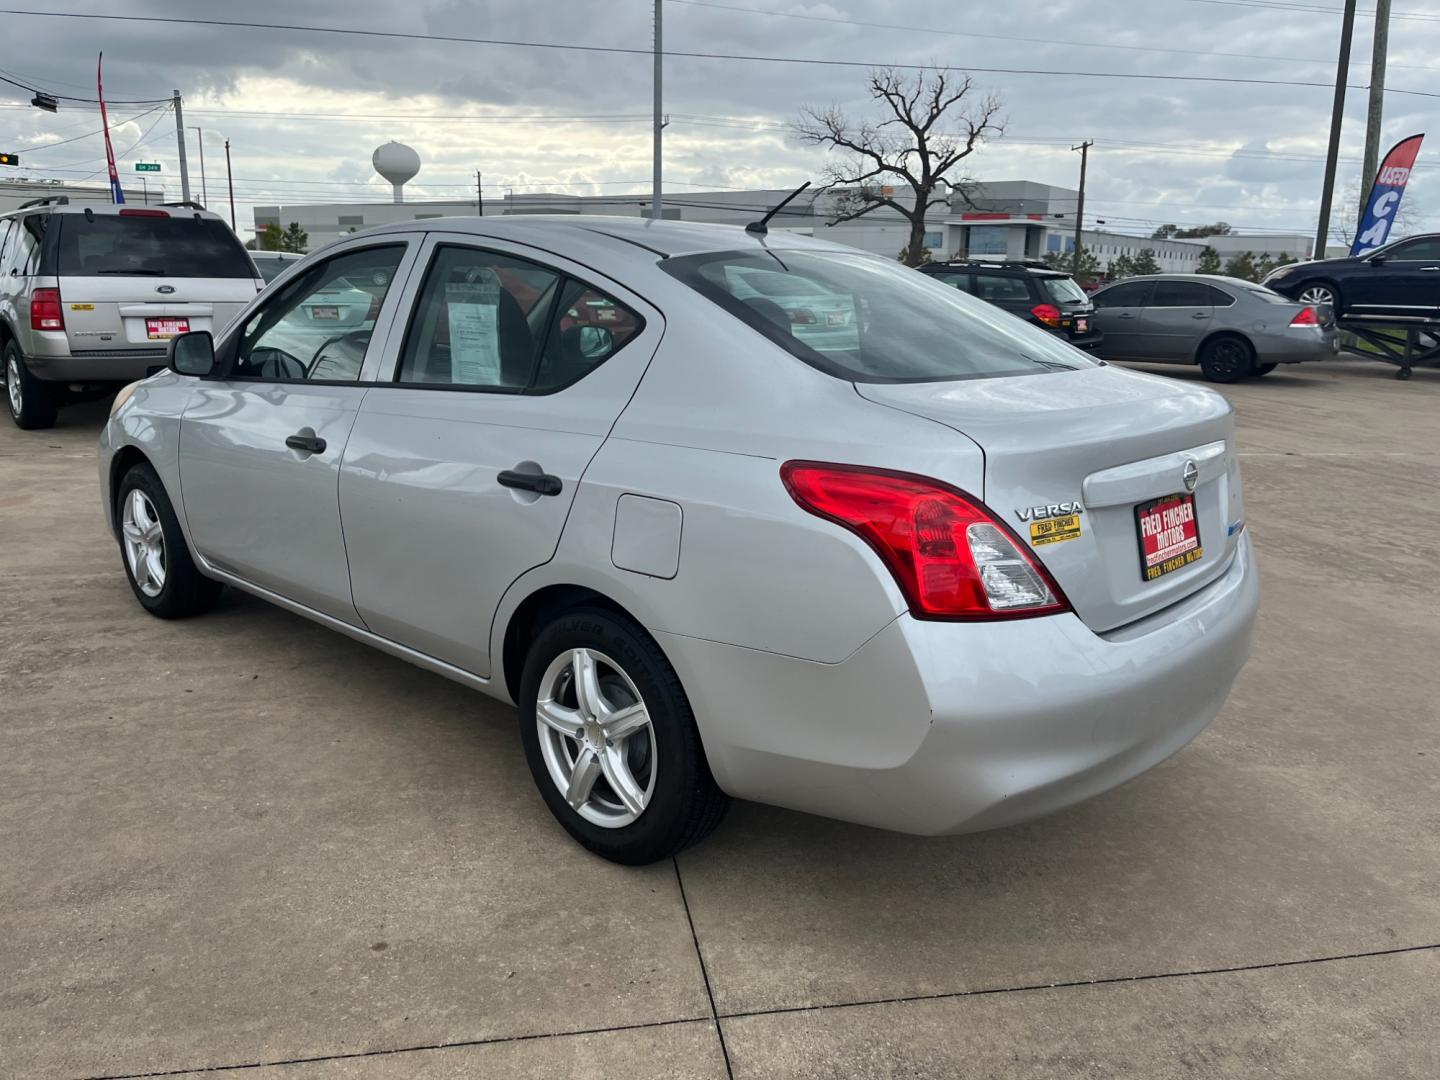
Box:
left=1075, top=317, right=1089, bottom=333
left=310, top=305, right=340, bottom=320
left=1135, top=492, right=1202, bottom=581
left=146, top=317, right=189, bottom=340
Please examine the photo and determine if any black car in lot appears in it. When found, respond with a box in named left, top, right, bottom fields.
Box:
left=918, top=260, right=1102, bottom=348
left=1263, top=233, right=1440, bottom=322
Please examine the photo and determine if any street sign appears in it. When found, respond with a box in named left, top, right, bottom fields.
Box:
left=0, top=153, right=19, bottom=166
left=134, top=162, right=162, bottom=173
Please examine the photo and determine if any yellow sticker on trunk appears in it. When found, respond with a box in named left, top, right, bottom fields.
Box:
left=1030, top=514, right=1082, bottom=546
left=69, top=303, right=95, bottom=311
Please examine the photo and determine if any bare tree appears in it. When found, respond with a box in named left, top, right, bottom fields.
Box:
left=794, top=68, right=1004, bottom=266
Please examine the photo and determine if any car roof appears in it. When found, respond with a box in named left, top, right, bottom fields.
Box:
left=923, top=260, right=1068, bottom=277
left=349, top=214, right=862, bottom=259
left=0, top=199, right=227, bottom=223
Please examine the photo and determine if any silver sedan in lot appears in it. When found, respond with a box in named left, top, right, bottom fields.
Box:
left=95, top=217, right=1258, bottom=864
left=1091, top=274, right=1338, bottom=382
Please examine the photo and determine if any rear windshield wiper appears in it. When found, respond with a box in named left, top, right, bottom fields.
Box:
left=96, top=267, right=166, bottom=275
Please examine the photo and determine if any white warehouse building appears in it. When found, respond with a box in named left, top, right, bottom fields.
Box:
left=253, top=179, right=1312, bottom=272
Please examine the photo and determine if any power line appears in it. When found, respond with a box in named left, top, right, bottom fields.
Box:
left=1, top=9, right=1436, bottom=98
left=667, top=0, right=1440, bottom=71
left=0, top=69, right=169, bottom=105
left=1169, top=0, right=1440, bottom=20
left=11, top=103, right=167, bottom=155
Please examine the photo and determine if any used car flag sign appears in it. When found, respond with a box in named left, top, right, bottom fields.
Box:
left=97, top=52, right=124, bottom=205
left=1350, top=133, right=1423, bottom=256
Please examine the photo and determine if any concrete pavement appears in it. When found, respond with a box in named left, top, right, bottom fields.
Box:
left=1, top=358, right=1436, bottom=1078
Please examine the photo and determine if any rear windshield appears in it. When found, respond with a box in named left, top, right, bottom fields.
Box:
left=252, top=255, right=295, bottom=282
left=662, top=250, right=1097, bottom=383
left=56, top=214, right=255, bottom=278
left=1040, top=276, right=1089, bottom=304
left=1241, top=286, right=1292, bottom=304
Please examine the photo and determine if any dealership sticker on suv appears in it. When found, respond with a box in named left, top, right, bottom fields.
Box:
left=1136, top=493, right=1202, bottom=581
left=1029, top=514, right=1082, bottom=546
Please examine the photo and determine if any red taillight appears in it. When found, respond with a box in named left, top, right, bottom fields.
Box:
left=1030, top=303, right=1062, bottom=329
left=30, top=287, right=63, bottom=332
left=780, top=462, right=1071, bottom=620
left=788, top=307, right=817, bottom=325
left=1289, top=305, right=1320, bottom=326
left=118, top=208, right=170, bottom=218
left=365, top=295, right=382, bottom=321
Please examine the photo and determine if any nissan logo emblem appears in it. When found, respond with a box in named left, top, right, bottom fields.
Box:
left=1182, top=459, right=1199, bottom=492
left=156, top=285, right=175, bottom=294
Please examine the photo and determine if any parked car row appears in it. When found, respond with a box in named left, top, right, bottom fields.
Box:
left=919, top=259, right=1338, bottom=382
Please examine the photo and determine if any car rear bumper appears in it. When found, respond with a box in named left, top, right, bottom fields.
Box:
left=23, top=348, right=169, bottom=383
left=661, top=533, right=1258, bottom=835
left=1258, top=330, right=1339, bottom=364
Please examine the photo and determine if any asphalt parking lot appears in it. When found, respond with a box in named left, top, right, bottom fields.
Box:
left=2, top=358, right=1437, bottom=1079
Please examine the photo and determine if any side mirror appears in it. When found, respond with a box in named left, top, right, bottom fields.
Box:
left=1370, top=254, right=1387, bottom=266
left=168, top=330, right=216, bottom=377
left=576, top=324, right=614, bottom=360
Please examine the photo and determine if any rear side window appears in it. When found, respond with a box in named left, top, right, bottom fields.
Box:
left=1094, top=281, right=1152, bottom=308
left=971, top=274, right=1031, bottom=301
left=1204, top=284, right=1238, bottom=307
left=56, top=214, right=254, bottom=278
left=663, top=249, right=1097, bottom=383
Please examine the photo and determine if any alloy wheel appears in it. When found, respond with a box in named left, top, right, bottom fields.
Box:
left=535, top=647, right=656, bottom=828
left=1298, top=285, right=1335, bottom=307
left=5, top=354, right=20, bottom=419
left=1207, top=339, right=1251, bottom=380
left=121, top=489, right=167, bottom=598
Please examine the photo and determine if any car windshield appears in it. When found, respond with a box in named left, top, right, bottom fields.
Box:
left=1040, top=276, right=1089, bottom=304
left=252, top=256, right=294, bottom=282
left=662, top=250, right=1097, bottom=383
left=56, top=214, right=255, bottom=278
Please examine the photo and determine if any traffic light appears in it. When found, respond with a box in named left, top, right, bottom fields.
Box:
left=0, top=153, right=19, bottom=166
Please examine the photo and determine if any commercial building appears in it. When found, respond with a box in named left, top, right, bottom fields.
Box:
left=254, top=180, right=1312, bottom=271
left=0, top=178, right=164, bottom=215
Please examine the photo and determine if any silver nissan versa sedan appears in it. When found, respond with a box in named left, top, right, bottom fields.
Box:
left=96, top=217, right=1259, bottom=864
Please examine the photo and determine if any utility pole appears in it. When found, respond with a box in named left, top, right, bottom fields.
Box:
left=224, top=139, right=236, bottom=230
left=1071, top=140, right=1092, bottom=278
left=652, top=0, right=662, bottom=221
left=1315, top=0, right=1358, bottom=259
left=477, top=170, right=483, bottom=216
left=172, top=90, right=191, bottom=204
left=1359, top=0, right=1391, bottom=219
left=188, top=126, right=208, bottom=206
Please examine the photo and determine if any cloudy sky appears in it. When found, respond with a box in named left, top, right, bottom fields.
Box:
left=1, top=0, right=1436, bottom=244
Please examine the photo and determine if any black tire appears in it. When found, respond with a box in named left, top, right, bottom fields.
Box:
left=1252, top=362, right=1278, bottom=376
left=4, top=339, right=57, bottom=430
left=1198, top=335, right=1255, bottom=383
left=116, top=462, right=222, bottom=619
left=518, top=607, right=728, bottom=864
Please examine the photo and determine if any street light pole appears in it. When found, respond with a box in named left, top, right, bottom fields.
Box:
left=224, top=139, right=236, bottom=230
left=188, top=126, right=208, bottom=206
left=1071, top=140, right=1093, bottom=279
left=1359, top=0, right=1391, bottom=222
left=1315, top=0, right=1358, bottom=259
left=652, top=0, right=662, bottom=221
left=172, top=90, right=191, bottom=203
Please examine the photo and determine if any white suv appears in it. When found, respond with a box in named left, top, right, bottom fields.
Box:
left=2, top=197, right=263, bottom=429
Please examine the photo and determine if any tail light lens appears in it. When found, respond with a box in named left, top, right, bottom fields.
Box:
left=30, top=287, right=63, bottom=332
left=1289, top=305, right=1320, bottom=326
left=780, top=462, right=1071, bottom=620
left=787, top=307, right=817, bottom=325
left=365, top=295, right=382, bottom=321
left=1030, top=303, right=1062, bottom=328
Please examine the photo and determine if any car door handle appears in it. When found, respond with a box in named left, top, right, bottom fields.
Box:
left=1116, top=312, right=1135, bottom=319
left=1192, top=312, right=1211, bottom=319
left=498, top=469, right=563, bottom=496
left=285, top=433, right=327, bottom=454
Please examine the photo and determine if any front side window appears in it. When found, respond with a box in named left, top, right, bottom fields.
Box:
left=231, top=245, right=404, bottom=382
left=396, top=245, right=641, bottom=392
left=1383, top=237, right=1440, bottom=261
left=663, top=249, right=1097, bottom=383
left=56, top=213, right=254, bottom=278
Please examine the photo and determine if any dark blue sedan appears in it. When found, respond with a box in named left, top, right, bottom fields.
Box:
left=1263, top=234, right=1440, bottom=321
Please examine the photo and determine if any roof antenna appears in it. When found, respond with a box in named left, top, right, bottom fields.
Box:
left=746, top=181, right=811, bottom=236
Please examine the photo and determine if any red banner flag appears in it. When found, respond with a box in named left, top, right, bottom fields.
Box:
left=97, top=52, right=124, bottom=204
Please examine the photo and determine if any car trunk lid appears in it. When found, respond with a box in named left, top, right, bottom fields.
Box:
left=856, top=366, right=1244, bottom=632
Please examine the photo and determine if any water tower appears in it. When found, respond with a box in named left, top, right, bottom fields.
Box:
left=372, top=141, right=421, bottom=204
